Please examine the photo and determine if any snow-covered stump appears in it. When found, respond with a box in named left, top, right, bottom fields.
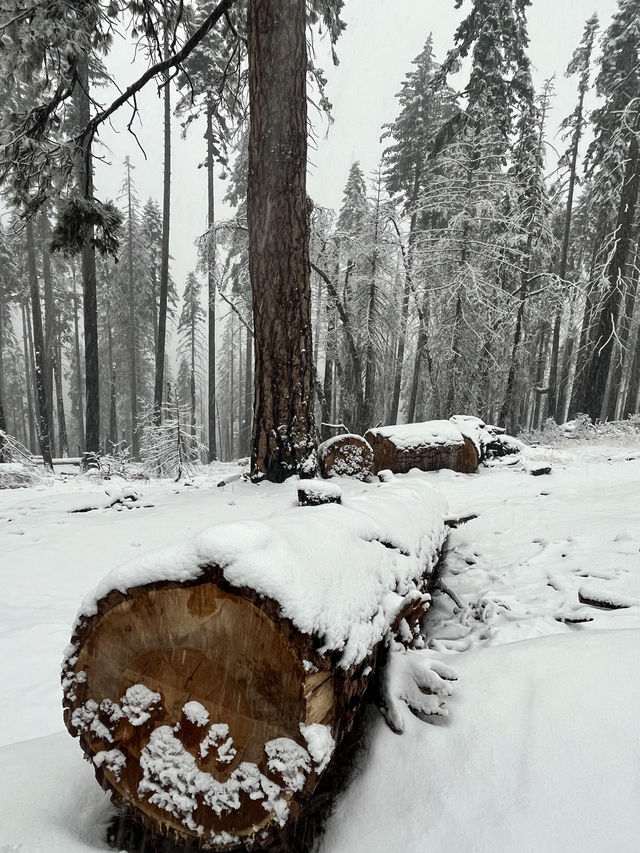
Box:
left=62, top=478, right=447, bottom=851
left=364, top=420, right=479, bottom=476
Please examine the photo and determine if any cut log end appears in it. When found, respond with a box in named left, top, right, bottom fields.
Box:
left=317, top=435, right=373, bottom=480
left=62, top=576, right=344, bottom=850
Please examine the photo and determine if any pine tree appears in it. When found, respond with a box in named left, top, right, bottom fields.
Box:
left=177, top=273, right=206, bottom=435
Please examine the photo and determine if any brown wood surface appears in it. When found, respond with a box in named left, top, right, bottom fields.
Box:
left=62, top=567, right=381, bottom=850
left=364, top=431, right=479, bottom=475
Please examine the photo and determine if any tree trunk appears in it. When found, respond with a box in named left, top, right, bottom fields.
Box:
left=247, top=0, right=316, bottom=481
left=606, top=236, right=640, bottom=419
left=72, top=267, right=85, bottom=454
left=77, top=54, right=100, bottom=457
left=125, top=160, right=139, bottom=458
left=21, top=303, right=36, bottom=452
left=584, top=115, right=640, bottom=421
left=39, top=208, right=57, bottom=455
left=26, top=221, right=53, bottom=469
left=153, top=30, right=172, bottom=427
left=389, top=171, right=421, bottom=425
left=206, top=98, right=217, bottom=461
left=0, top=295, right=6, bottom=434
left=407, top=288, right=433, bottom=424
left=54, top=331, right=69, bottom=456
left=243, top=327, right=252, bottom=456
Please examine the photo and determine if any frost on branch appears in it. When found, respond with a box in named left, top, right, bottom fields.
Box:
left=380, top=642, right=458, bottom=734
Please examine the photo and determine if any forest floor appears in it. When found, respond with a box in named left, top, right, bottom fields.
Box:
left=1, top=438, right=639, bottom=852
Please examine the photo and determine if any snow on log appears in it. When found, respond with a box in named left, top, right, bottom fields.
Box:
left=317, top=434, right=374, bottom=480
left=62, top=477, right=447, bottom=850
left=364, top=420, right=479, bottom=475
left=297, top=480, right=342, bottom=506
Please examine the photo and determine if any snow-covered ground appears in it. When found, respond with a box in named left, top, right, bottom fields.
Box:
left=1, top=442, right=639, bottom=852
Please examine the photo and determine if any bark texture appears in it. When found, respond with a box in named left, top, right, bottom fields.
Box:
left=247, top=0, right=316, bottom=481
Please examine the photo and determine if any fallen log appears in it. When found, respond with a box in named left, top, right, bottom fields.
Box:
left=317, top=433, right=374, bottom=480
left=62, top=478, right=447, bottom=851
left=364, top=420, right=479, bottom=475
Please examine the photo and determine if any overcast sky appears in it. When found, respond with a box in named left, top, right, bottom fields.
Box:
left=96, top=0, right=619, bottom=297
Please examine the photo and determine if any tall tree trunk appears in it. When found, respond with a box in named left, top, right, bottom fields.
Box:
left=247, top=0, right=315, bottom=481
left=584, top=115, right=640, bottom=421
left=125, top=159, right=139, bottom=458
left=243, top=327, right=253, bottom=456
left=72, top=267, right=85, bottom=454
left=106, top=295, right=118, bottom=449
left=21, top=303, right=36, bottom=452
left=321, top=300, right=336, bottom=440
left=76, top=54, right=100, bottom=458
left=363, top=176, right=381, bottom=431
left=499, top=257, right=530, bottom=431
left=0, top=296, right=6, bottom=434
left=54, top=331, right=69, bottom=456
left=389, top=169, right=421, bottom=425
left=237, top=322, right=243, bottom=457
left=39, top=208, right=57, bottom=455
left=153, top=29, right=172, bottom=426
left=606, top=236, right=640, bottom=419
left=26, top=221, right=53, bottom=469
left=190, top=316, right=196, bottom=438
left=406, top=287, right=433, bottom=424
left=206, top=98, right=217, bottom=461
left=569, top=236, right=601, bottom=415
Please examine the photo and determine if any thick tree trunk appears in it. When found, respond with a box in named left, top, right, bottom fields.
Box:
left=247, top=0, right=316, bottom=481
left=153, top=31, right=172, bottom=427
left=206, top=99, right=217, bottom=461
left=26, top=221, right=53, bottom=470
left=77, top=54, right=100, bottom=457
left=584, top=116, right=640, bottom=421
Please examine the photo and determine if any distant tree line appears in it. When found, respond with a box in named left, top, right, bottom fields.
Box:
left=1, top=0, right=639, bottom=478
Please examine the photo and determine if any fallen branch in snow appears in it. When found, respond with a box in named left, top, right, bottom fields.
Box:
left=444, top=511, right=479, bottom=529
left=62, top=478, right=449, bottom=850
left=380, top=642, right=457, bottom=734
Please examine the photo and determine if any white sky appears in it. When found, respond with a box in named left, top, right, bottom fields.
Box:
left=96, top=0, right=619, bottom=294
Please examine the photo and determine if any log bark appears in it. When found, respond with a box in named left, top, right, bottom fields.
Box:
left=365, top=422, right=478, bottom=475
left=247, top=0, right=316, bottom=481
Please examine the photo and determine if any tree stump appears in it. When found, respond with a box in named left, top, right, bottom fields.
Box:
left=317, top=434, right=373, bottom=480
left=364, top=420, right=479, bottom=475
left=62, top=479, right=447, bottom=851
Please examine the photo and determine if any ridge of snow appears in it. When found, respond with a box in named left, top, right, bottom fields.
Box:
left=71, top=477, right=447, bottom=669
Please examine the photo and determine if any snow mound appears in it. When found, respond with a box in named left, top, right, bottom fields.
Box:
left=367, top=420, right=464, bottom=452
left=72, top=477, right=448, bottom=668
